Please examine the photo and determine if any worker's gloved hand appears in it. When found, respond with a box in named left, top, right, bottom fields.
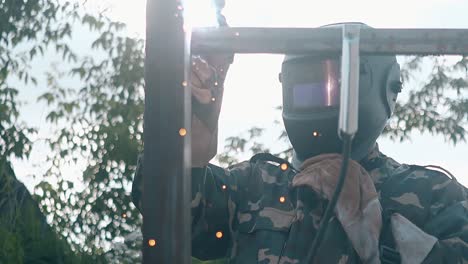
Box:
left=191, top=54, right=233, bottom=167
left=292, top=154, right=382, bottom=264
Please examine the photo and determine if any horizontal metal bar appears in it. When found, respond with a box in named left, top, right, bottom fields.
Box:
left=191, top=27, right=468, bottom=55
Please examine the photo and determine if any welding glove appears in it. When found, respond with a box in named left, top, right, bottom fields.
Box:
left=191, top=55, right=232, bottom=167
left=292, top=154, right=382, bottom=264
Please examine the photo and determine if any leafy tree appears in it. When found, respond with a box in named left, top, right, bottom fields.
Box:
left=386, top=56, right=468, bottom=143
left=1, top=0, right=141, bottom=261
left=0, top=0, right=84, bottom=261
left=0, top=0, right=82, bottom=160
left=36, top=13, right=144, bottom=262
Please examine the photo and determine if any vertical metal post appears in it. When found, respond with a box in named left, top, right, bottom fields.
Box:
left=339, top=24, right=360, bottom=137
left=144, top=0, right=191, bottom=262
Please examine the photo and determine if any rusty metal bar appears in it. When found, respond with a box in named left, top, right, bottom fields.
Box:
left=143, top=0, right=191, bottom=262
left=192, top=27, right=468, bottom=55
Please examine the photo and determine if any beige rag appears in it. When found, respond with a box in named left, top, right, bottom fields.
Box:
left=292, top=154, right=382, bottom=264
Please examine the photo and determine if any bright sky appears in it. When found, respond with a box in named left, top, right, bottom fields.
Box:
left=13, top=0, right=468, bottom=188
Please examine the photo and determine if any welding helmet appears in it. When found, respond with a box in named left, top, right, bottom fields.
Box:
left=281, top=23, right=402, bottom=165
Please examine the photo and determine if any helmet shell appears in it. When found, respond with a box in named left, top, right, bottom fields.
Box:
left=282, top=23, right=401, bottom=162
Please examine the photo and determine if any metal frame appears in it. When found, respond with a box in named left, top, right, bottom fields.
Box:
left=192, top=27, right=468, bottom=55
left=143, top=0, right=191, bottom=262
left=144, top=0, right=468, bottom=262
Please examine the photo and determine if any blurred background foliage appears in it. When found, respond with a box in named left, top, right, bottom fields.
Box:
left=0, top=0, right=467, bottom=262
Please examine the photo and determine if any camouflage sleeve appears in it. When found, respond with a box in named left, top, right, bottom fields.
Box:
left=421, top=173, right=468, bottom=263
left=191, top=165, right=232, bottom=260
left=130, top=155, right=251, bottom=260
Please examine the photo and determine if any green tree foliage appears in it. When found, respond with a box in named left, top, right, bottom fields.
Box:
left=35, top=14, right=144, bottom=262
left=1, top=1, right=467, bottom=262
left=386, top=56, right=468, bottom=143
left=1, top=0, right=141, bottom=261
left=0, top=0, right=82, bottom=261
left=0, top=0, right=79, bottom=160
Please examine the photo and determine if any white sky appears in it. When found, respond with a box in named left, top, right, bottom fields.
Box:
left=12, top=0, right=468, bottom=188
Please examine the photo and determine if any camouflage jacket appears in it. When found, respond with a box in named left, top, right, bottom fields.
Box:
left=132, top=146, right=468, bottom=263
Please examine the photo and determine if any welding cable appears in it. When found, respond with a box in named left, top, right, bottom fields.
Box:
left=212, top=0, right=228, bottom=27
left=212, top=0, right=234, bottom=65
left=304, top=133, right=353, bottom=263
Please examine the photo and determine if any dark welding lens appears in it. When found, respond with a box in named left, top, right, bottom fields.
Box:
left=284, top=59, right=341, bottom=110
left=292, top=80, right=340, bottom=108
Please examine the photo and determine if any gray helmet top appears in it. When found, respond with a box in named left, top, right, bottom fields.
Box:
left=280, top=22, right=402, bottom=167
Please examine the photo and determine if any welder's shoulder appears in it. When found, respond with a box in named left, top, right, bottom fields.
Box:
left=409, top=165, right=466, bottom=197
left=391, top=163, right=462, bottom=188
left=233, top=153, right=297, bottom=230
left=216, top=153, right=292, bottom=191
left=215, top=153, right=294, bottom=180
left=383, top=162, right=466, bottom=205
left=248, top=153, right=297, bottom=183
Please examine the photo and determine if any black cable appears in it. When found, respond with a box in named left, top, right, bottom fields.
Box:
left=212, top=0, right=228, bottom=27
left=304, top=133, right=353, bottom=263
